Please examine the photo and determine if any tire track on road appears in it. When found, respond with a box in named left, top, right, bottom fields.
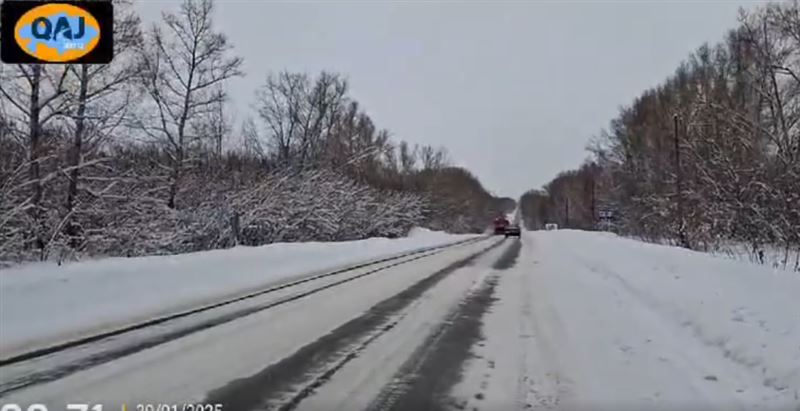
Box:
left=366, top=239, right=522, bottom=411
left=204, top=238, right=505, bottom=411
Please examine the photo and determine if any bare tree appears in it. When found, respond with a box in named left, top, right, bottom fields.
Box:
left=0, top=61, right=71, bottom=257
left=138, top=0, right=243, bottom=209
left=418, top=145, right=450, bottom=170
left=398, top=141, right=418, bottom=174
left=239, top=116, right=266, bottom=160
left=255, top=71, right=347, bottom=167
left=63, top=0, right=144, bottom=245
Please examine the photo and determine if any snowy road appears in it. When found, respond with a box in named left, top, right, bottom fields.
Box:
left=452, top=231, right=799, bottom=411
left=2, top=230, right=798, bottom=411
left=0, top=236, right=503, bottom=408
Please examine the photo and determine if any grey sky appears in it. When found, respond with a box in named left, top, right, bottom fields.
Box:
left=136, top=0, right=760, bottom=198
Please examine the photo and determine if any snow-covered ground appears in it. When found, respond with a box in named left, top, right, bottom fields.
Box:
left=4, top=227, right=798, bottom=410
left=453, top=230, right=800, bottom=411
left=640, top=236, right=799, bottom=272
left=712, top=242, right=800, bottom=272
left=0, top=228, right=476, bottom=356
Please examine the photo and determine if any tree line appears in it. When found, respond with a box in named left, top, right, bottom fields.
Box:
left=521, top=1, right=799, bottom=270
left=0, top=0, right=511, bottom=264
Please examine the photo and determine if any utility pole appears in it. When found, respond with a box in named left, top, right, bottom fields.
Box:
left=673, top=114, right=688, bottom=248
left=590, top=164, right=597, bottom=230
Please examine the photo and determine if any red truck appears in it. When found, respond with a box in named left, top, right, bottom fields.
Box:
left=493, top=216, right=510, bottom=235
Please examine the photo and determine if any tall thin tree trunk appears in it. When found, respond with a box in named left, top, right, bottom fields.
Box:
left=27, top=64, right=44, bottom=254
left=66, top=65, right=89, bottom=240
left=168, top=145, right=183, bottom=209
left=168, top=53, right=195, bottom=210
left=590, top=172, right=596, bottom=229
left=674, top=114, right=688, bottom=248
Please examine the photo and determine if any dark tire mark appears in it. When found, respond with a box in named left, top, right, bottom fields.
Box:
left=367, top=276, right=500, bottom=411
left=492, top=238, right=521, bottom=270
left=204, top=239, right=504, bottom=411
left=368, top=239, right=521, bottom=411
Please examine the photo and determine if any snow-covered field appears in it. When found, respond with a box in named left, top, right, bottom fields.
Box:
left=453, top=230, right=800, bottom=411
left=0, top=228, right=476, bottom=356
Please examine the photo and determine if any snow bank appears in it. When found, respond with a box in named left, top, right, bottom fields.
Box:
left=628, top=235, right=799, bottom=272
left=711, top=242, right=800, bottom=272
left=0, top=229, right=476, bottom=355
left=529, top=230, right=800, bottom=408
left=451, top=230, right=798, bottom=410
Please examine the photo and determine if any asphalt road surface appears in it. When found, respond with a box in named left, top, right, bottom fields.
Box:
left=0, top=236, right=516, bottom=411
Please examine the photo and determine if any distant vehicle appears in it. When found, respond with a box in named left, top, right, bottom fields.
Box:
left=493, top=216, right=510, bottom=235
left=505, top=225, right=521, bottom=238
left=545, top=223, right=558, bottom=230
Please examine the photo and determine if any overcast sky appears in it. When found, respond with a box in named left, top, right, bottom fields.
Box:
left=136, top=0, right=761, bottom=197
